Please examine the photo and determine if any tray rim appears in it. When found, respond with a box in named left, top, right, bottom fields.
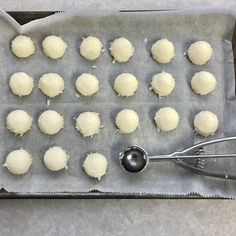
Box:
left=0, top=188, right=231, bottom=199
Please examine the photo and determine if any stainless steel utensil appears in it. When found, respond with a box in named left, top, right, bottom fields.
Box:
left=119, top=136, right=236, bottom=179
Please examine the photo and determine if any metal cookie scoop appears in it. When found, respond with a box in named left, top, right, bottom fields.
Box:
left=119, top=136, right=236, bottom=179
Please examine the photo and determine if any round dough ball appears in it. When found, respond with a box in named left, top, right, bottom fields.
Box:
left=9, top=72, right=34, bottom=97
left=75, top=73, right=99, bottom=96
left=187, top=41, right=213, bottom=65
left=39, top=73, right=64, bottom=98
left=151, top=71, right=175, bottom=97
left=154, top=107, right=179, bottom=132
left=3, top=149, right=32, bottom=175
left=43, top=146, right=69, bottom=171
left=83, top=152, right=108, bottom=180
left=38, top=110, right=64, bottom=135
left=191, top=71, right=217, bottom=95
left=11, top=35, right=35, bottom=58
left=151, top=39, right=175, bottom=64
left=113, top=73, right=138, bottom=97
left=76, top=112, right=100, bottom=137
left=194, top=111, right=219, bottom=137
left=110, top=37, right=134, bottom=63
left=7, top=110, right=33, bottom=136
left=42, top=35, right=67, bottom=59
left=80, top=36, right=103, bottom=60
left=115, top=109, right=139, bottom=134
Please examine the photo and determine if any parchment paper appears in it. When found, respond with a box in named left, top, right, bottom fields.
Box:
left=0, top=8, right=236, bottom=197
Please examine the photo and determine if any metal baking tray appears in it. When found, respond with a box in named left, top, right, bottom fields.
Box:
left=0, top=10, right=235, bottom=199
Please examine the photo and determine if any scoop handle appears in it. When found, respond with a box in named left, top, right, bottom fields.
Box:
left=148, top=153, right=236, bottom=161
left=178, top=136, right=236, bottom=155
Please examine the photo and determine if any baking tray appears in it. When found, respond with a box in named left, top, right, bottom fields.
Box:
left=0, top=10, right=235, bottom=199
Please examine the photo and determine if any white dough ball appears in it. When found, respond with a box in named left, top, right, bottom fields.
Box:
left=43, top=146, right=69, bottom=171
left=194, top=111, right=219, bottom=137
left=113, top=73, right=138, bottom=97
left=110, top=37, right=134, bottom=63
left=42, top=35, right=67, bottom=59
left=151, top=71, right=175, bottom=97
left=80, top=36, right=103, bottom=60
left=154, top=107, right=179, bottom=132
left=191, top=71, right=217, bottom=95
left=39, top=73, right=65, bottom=98
left=115, top=109, right=139, bottom=134
left=38, top=110, right=64, bottom=135
left=7, top=110, right=33, bottom=135
left=83, top=152, right=108, bottom=180
left=3, top=149, right=32, bottom=175
left=11, top=35, right=35, bottom=58
left=151, top=39, right=175, bottom=64
left=75, top=73, right=99, bottom=96
left=76, top=112, right=100, bottom=137
left=9, top=72, right=34, bottom=97
left=187, top=41, right=213, bottom=65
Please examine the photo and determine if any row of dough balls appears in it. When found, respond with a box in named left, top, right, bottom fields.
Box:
left=3, top=147, right=108, bottom=180
left=150, top=71, right=216, bottom=97
left=11, top=35, right=213, bottom=65
left=6, top=109, right=219, bottom=138
left=9, top=72, right=64, bottom=98
left=9, top=71, right=216, bottom=98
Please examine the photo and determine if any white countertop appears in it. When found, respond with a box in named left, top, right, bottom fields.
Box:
left=1, top=0, right=236, bottom=11
left=0, top=0, right=236, bottom=235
